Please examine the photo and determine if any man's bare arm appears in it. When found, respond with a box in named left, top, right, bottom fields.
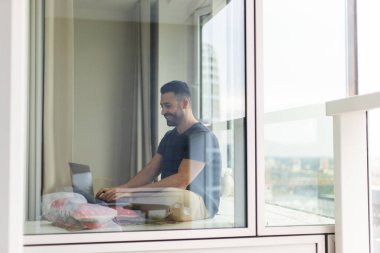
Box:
left=120, top=154, right=163, bottom=188
left=96, top=154, right=162, bottom=200
left=141, top=158, right=205, bottom=189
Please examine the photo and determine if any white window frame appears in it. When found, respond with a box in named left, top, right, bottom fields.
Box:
left=24, top=235, right=327, bottom=253
left=23, top=0, right=257, bottom=245
left=195, top=1, right=249, bottom=227
left=255, top=0, right=335, bottom=236
left=1, top=0, right=339, bottom=250
left=1, top=0, right=29, bottom=253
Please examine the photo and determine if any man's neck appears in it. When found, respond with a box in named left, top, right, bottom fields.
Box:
left=176, top=115, right=198, bottom=134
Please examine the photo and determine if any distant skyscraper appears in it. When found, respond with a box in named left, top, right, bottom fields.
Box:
left=201, top=43, right=220, bottom=123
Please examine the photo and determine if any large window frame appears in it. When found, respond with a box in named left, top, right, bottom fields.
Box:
left=24, top=0, right=256, bottom=245
left=255, top=0, right=335, bottom=235
left=194, top=1, right=249, bottom=229
left=2, top=0, right=341, bottom=251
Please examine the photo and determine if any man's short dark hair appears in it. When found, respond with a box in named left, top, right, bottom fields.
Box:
left=160, top=80, right=191, bottom=100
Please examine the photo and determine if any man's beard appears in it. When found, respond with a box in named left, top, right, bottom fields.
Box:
left=164, top=111, right=184, bottom=126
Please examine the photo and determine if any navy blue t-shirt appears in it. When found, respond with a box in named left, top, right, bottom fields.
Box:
left=157, top=122, right=221, bottom=217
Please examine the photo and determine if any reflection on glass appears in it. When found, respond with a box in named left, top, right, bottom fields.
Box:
left=200, top=2, right=245, bottom=123
left=263, top=0, right=345, bottom=226
left=368, top=109, right=380, bottom=252
left=264, top=107, right=335, bottom=226
left=357, top=0, right=380, bottom=94
left=26, top=0, right=246, bottom=235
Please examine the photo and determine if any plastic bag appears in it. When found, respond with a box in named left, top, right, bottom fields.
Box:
left=42, top=192, right=117, bottom=230
left=111, top=206, right=145, bottom=224
left=71, top=203, right=117, bottom=223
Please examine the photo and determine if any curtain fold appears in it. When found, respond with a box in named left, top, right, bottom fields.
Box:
left=128, top=0, right=155, bottom=179
left=41, top=0, right=156, bottom=191
left=28, top=0, right=44, bottom=220
left=43, top=0, right=74, bottom=193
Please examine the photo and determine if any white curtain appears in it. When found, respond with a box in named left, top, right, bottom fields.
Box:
left=28, top=0, right=44, bottom=220
left=43, top=0, right=74, bottom=194
left=127, top=0, right=155, bottom=179
left=41, top=0, right=156, bottom=191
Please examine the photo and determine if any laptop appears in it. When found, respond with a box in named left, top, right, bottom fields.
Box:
left=69, top=162, right=184, bottom=208
left=69, top=162, right=130, bottom=206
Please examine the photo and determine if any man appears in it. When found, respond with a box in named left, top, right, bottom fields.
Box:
left=96, top=80, right=221, bottom=221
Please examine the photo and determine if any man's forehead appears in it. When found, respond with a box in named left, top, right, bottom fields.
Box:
left=160, top=92, right=177, bottom=103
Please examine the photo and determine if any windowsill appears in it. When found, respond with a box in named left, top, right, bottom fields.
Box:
left=265, top=203, right=334, bottom=227
left=24, top=197, right=237, bottom=235
left=24, top=214, right=236, bottom=235
left=24, top=199, right=334, bottom=236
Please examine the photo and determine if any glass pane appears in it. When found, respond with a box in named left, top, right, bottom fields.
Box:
left=368, top=109, right=380, bottom=252
left=26, top=0, right=246, bottom=235
left=262, top=0, right=346, bottom=226
left=357, top=0, right=380, bottom=94
left=200, top=3, right=245, bottom=123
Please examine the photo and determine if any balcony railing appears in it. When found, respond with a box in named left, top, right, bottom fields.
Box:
left=326, top=91, right=380, bottom=253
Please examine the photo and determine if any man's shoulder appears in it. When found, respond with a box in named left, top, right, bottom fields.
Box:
left=187, top=123, right=218, bottom=143
left=188, top=122, right=209, bottom=134
left=158, top=129, right=177, bottom=146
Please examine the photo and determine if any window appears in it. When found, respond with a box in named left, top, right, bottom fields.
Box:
left=26, top=0, right=249, bottom=239
left=357, top=0, right=380, bottom=95
left=260, top=0, right=346, bottom=228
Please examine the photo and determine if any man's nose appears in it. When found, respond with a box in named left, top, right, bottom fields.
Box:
left=161, top=108, right=166, bottom=115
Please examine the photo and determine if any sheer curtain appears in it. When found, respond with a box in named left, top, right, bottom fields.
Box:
left=40, top=0, right=156, bottom=194
left=43, top=0, right=74, bottom=194
left=127, top=0, right=156, bottom=179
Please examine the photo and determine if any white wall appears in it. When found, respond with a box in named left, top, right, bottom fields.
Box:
left=157, top=1, right=196, bottom=140
left=73, top=19, right=137, bottom=191
left=157, top=22, right=190, bottom=139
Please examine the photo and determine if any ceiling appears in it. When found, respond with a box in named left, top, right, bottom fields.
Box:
left=71, top=0, right=210, bottom=23
left=74, top=0, right=139, bottom=12
left=73, top=0, right=138, bottom=21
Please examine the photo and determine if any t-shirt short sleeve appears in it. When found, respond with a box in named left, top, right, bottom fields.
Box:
left=185, top=132, right=209, bottom=162
left=157, top=132, right=169, bottom=155
left=157, top=133, right=166, bottom=155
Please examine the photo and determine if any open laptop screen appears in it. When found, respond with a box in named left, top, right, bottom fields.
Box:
left=69, top=162, right=130, bottom=206
left=69, top=162, right=96, bottom=201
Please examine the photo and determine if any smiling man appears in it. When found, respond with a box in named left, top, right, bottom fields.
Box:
left=96, top=80, right=221, bottom=221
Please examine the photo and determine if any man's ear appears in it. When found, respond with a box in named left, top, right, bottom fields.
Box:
left=182, top=97, right=190, bottom=109
left=184, top=97, right=191, bottom=108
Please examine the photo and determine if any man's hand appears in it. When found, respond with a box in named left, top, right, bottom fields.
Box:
left=96, top=187, right=131, bottom=201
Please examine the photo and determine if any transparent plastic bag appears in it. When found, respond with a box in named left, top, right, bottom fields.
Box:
left=42, top=192, right=117, bottom=230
